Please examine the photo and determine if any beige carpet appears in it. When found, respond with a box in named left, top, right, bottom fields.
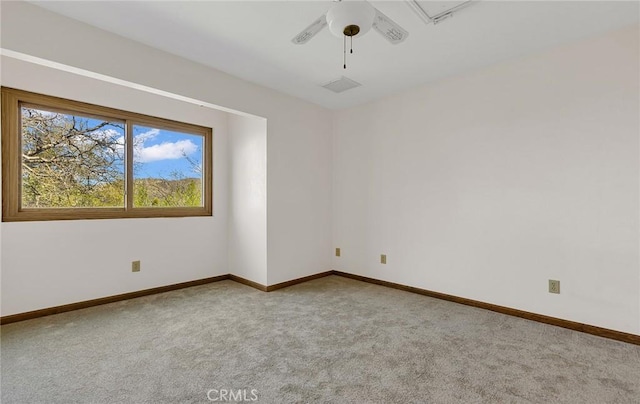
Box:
left=1, top=275, right=639, bottom=403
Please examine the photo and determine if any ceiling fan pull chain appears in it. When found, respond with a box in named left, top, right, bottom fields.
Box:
left=343, top=34, right=347, bottom=69
left=351, top=35, right=353, bottom=54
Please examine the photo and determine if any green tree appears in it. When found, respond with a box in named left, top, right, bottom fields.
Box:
left=133, top=175, right=201, bottom=208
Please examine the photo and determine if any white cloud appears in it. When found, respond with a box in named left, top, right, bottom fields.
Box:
left=112, top=135, right=125, bottom=160
left=134, top=128, right=160, bottom=144
left=135, top=139, right=198, bottom=163
left=91, top=128, right=122, bottom=142
left=104, top=128, right=198, bottom=163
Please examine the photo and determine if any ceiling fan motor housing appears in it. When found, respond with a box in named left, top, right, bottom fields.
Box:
left=343, top=25, right=360, bottom=36
left=326, top=1, right=376, bottom=38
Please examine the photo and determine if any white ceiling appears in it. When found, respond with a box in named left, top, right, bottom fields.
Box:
left=30, top=1, right=639, bottom=110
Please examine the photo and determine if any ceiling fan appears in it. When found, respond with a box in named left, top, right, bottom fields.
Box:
left=291, top=0, right=409, bottom=69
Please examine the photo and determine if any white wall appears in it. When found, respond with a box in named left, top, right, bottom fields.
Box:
left=0, top=0, right=333, bottom=314
left=0, top=57, right=230, bottom=316
left=228, top=115, right=268, bottom=285
left=332, top=25, right=640, bottom=334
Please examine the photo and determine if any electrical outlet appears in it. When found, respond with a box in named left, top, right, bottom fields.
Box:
left=335, top=248, right=341, bottom=257
left=380, top=254, right=387, bottom=264
left=132, top=260, right=141, bottom=272
left=549, top=279, right=560, bottom=294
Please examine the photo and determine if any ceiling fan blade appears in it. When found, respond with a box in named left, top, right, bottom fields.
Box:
left=291, top=15, right=328, bottom=45
left=372, top=8, right=409, bottom=44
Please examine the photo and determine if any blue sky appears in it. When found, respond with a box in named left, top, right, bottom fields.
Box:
left=75, top=114, right=203, bottom=180
left=131, top=125, right=203, bottom=179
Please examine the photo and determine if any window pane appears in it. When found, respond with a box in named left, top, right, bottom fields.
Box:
left=21, top=106, right=125, bottom=208
left=132, top=125, right=204, bottom=207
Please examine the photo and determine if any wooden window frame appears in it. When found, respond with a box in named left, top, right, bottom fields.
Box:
left=1, top=87, right=213, bottom=222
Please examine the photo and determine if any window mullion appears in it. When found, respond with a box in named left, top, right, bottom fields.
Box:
left=126, top=120, right=134, bottom=211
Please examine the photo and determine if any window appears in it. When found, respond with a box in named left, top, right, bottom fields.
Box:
left=1, top=87, right=212, bottom=221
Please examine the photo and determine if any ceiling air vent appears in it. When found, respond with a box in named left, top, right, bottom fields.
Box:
left=322, top=76, right=361, bottom=93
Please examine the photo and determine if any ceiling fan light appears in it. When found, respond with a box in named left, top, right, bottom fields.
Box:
left=326, top=1, right=376, bottom=38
